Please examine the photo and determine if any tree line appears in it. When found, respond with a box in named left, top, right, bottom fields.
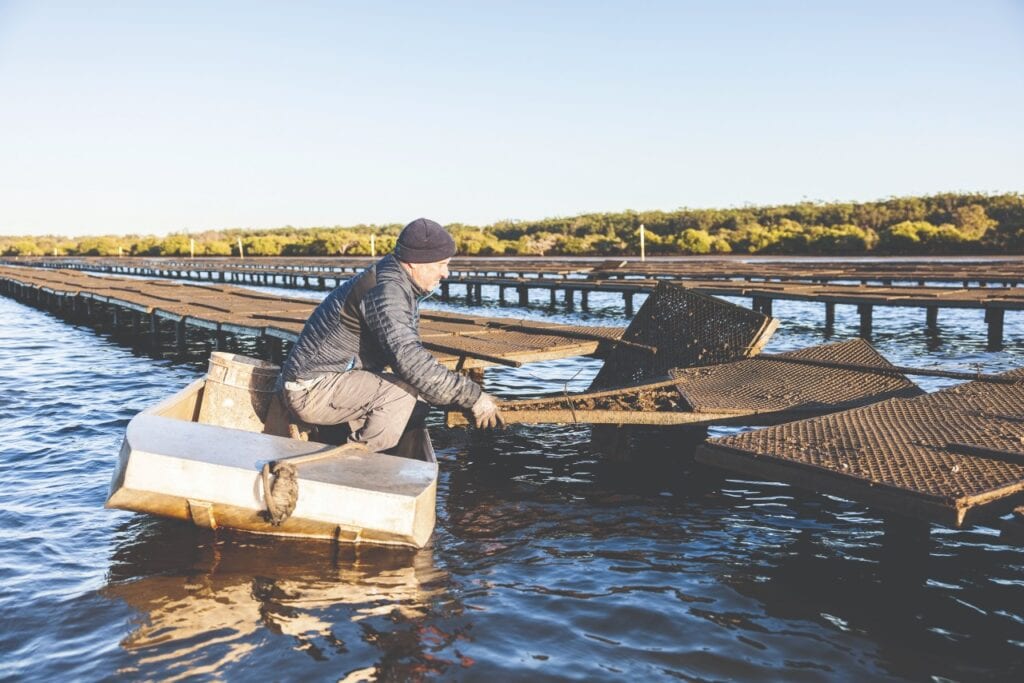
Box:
left=4, top=193, right=1023, bottom=258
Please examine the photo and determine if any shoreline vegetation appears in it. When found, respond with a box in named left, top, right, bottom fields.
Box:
left=4, top=193, right=1023, bottom=258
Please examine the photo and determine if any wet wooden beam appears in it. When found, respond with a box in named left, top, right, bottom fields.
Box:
left=986, top=308, right=1004, bottom=351
left=858, top=303, right=873, bottom=340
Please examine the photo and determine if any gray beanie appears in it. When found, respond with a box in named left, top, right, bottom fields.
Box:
left=394, top=218, right=456, bottom=263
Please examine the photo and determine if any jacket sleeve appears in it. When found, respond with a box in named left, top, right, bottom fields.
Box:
left=362, top=281, right=483, bottom=409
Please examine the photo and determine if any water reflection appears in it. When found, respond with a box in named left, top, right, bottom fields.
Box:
left=102, top=517, right=459, bottom=681
left=704, top=511, right=1024, bottom=679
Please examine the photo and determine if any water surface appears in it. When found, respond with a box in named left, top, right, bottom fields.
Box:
left=0, top=287, right=1022, bottom=681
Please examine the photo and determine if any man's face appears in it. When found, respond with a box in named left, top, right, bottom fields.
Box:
left=407, top=258, right=450, bottom=292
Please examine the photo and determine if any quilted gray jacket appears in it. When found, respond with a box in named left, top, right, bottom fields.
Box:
left=281, top=254, right=482, bottom=409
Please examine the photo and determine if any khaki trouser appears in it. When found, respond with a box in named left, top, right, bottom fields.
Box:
left=283, top=370, right=421, bottom=452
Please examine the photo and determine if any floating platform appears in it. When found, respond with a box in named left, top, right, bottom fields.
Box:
left=447, top=339, right=921, bottom=427
left=0, top=265, right=624, bottom=369
left=6, top=256, right=1019, bottom=347
left=696, top=369, right=1024, bottom=528
left=9, top=254, right=1024, bottom=286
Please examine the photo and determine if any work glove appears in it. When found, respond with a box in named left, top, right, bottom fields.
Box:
left=470, top=391, right=505, bottom=429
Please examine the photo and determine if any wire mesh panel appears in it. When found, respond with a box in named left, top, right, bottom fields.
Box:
left=697, top=368, right=1024, bottom=526
left=671, top=338, right=924, bottom=415
left=452, top=339, right=920, bottom=426
left=589, top=282, right=776, bottom=389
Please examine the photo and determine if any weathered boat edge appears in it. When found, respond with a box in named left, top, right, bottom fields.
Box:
left=106, top=377, right=438, bottom=548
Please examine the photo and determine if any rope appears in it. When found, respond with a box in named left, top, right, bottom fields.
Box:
left=261, top=442, right=368, bottom=526
left=261, top=461, right=298, bottom=525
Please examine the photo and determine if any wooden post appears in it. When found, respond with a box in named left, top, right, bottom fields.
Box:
left=858, top=304, right=873, bottom=340
left=149, top=314, right=160, bottom=351
left=624, top=292, right=634, bottom=317
left=549, top=287, right=557, bottom=308
left=518, top=285, right=528, bottom=306
left=986, top=308, right=1004, bottom=351
left=639, top=223, right=645, bottom=262
left=237, top=238, right=244, bottom=259
left=175, top=319, right=188, bottom=354
left=926, top=305, right=938, bottom=333
left=190, top=238, right=195, bottom=259
left=581, top=290, right=589, bottom=311
left=498, top=285, right=506, bottom=305
left=564, top=288, right=574, bottom=311
left=440, top=282, right=450, bottom=301
left=370, top=233, right=376, bottom=257
left=824, top=301, right=835, bottom=338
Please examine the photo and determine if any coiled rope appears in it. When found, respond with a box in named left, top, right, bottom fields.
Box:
left=261, top=442, right=368, bottom=526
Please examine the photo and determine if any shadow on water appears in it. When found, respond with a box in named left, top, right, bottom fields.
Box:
left=430, top=422, right=1024, bottom=680
left=722, top=523, right=1024, bottom=680
left=438, top=423, right=721, bottom=512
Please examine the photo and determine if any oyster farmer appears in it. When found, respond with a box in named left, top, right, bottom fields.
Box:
left=280, top=218, right=504, bottom=450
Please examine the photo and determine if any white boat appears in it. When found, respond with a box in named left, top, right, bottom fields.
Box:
left=105, top=353, right=438, bottom=548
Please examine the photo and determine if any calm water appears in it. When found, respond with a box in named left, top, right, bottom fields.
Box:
left=1, top=285, right=1023, bottom=682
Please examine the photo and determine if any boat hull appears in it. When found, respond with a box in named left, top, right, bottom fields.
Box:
left=107, top=378, right=438, bottom=548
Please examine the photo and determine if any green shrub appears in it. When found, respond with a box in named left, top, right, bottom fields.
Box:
left=676, top=229, right=714, bottom=254
left=879, top=221, right=968, bottom=253
left=805, top=224, right=879, bottom=253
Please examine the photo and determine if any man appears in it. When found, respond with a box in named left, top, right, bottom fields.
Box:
left=279, top=218, right=503, bottom=452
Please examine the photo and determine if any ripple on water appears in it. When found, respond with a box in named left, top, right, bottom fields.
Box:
left=0, top=286, right=1023, bottom=681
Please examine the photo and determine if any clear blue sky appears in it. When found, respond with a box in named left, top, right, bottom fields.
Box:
left=1, top=1, right=1022, bottom=237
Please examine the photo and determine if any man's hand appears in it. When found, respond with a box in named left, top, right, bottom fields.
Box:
left=470, top=392, right=505, bottom=429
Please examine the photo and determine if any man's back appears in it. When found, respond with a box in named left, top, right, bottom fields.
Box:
left=281, top=263, right=382, bottom=382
